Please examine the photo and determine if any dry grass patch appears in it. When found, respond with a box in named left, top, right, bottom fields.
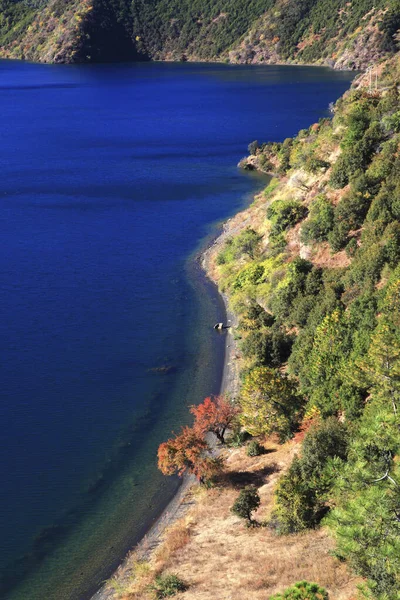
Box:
left=148, top=442, right=361, bottom=600
left=110, top=440, right=361, bottom=600
left=154, top=518, right=193, bottom=568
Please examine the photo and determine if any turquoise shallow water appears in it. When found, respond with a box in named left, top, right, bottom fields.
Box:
left=0, top=60, right=354, bottom=599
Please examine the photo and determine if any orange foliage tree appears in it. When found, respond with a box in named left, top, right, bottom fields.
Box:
left=190, top=395, right=239, bottom=444
left=157, top=426, right=223, bottom=483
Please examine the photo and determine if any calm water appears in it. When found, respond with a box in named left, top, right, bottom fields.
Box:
left=0, top=61, right=354, bottom=599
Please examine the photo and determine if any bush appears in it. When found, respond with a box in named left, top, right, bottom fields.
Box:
left=304, top=155, right=330, bottom=174
left=267, top=199, right=307, bottom=236
left=335, top=190, right=372, bottom=231
left=240, top=327, right=293, bottom=367
left=273, top=457, right=321, bottom=534
left=300, top=196, right=334, bottom=244
left=231, top=485, right=260, bottom=525
left=269, top=581, right=329, bottom=600
left=300, top=418, right=348, bottom=480
left=248, top=140, right=259, bottom=155
left=329, top=154, right=350, bottom=189
left=345, top=237, right=358, bottom=258
left=247, top=440, right=263, bottom=457
left=240, top=302, right=275, bottom=331
left=226, top=429, right=251, bottom=447
left=217, top=228, right=262, bottom=265
left=233, top=263, right=265, bottom=290
left=273, top=419, right=348, bottom=533
left=150, top=574, right=187, bottom=598
left=240, top=366, right=303, bottom=441
left=328, top=221, right=349, bottom=252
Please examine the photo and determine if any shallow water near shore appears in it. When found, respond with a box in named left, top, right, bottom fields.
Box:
left=0, top=60, right=354, bottom=599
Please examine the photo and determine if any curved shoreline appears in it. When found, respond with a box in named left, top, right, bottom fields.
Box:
left=90, top=230, right=239, bottom=600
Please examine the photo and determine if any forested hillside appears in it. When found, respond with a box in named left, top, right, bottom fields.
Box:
left=202, top=55, right=400, bottom=598
left=1, top=0, right=400, bottom=65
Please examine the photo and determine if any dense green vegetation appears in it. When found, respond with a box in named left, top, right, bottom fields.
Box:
left=131, top=0, right=273, bottom=59
left=213, top=55, right=400, bottom=598
left=2, top=0, right=400, bottom=64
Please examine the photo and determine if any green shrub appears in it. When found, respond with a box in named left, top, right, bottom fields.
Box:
left=269, top=581, right=329, bottom=599
left=240, top=327, right=293, bottom=367
left=304, top=155, right=330, bottom=174
left=240, top=302, right=275, bottom=331
left=150, top=574, right=187, bottom=598
left=328, top=221, right=349, bottom=252
left=233, top=263, right=265, bottom=290
left=273, top=457, right=320, bottom=534
left=383, top=221, right=400, bottom=267
left=217, top=228, right=262, bottom=265
left=300, top=195, right=334, bottom=244
left=258, top=153, right=273, bottom=171
left=240, top=366, right=303, bottom=441
left=329, top=154, right=350, bottom=189
left=345, top=237, right=358, bottom=258
left=226, top=429, right=251, bottom=448
left=277, top=138, right=294, bottom=173
left=267, top=199, right=307, bottom=236
left=335, top=191, right=372, bottom=231
left=246, top=440, right=263, bottom=457
left=273, top=419, right=348, bottom=533
left=231, top=485, right=260, bottom=525
left=248, top=140, right=259, bottom=155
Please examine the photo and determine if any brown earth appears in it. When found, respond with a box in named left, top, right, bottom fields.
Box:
left=107, top=439, right=361, bottom=599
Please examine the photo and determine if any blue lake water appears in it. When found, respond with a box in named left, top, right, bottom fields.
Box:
left=0, top=60, right=354, bottom=599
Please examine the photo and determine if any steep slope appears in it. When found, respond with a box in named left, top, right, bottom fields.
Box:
left=205, top=54, right=400, bottom=599
left=1, top=0, right=400, bottom=66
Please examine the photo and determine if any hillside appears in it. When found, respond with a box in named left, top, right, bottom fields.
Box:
left=203, top=53, right=400, bottom=599
left=1, top=0, right=400, bottom=66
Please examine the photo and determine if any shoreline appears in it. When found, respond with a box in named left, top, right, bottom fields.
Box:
left=90, top=227, right=241, bottom=600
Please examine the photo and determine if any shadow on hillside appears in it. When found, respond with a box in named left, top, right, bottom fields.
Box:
left=219, top=464, right=280, bottom=489
left=258, top=447, right=277, bottom=455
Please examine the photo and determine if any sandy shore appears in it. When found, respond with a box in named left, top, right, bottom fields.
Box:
left=90, top=228, right=240, bottom=600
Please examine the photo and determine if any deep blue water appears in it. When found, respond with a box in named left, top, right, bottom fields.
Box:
left=0, top=60, right=354, bottom=599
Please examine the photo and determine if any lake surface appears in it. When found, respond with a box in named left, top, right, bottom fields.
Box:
left=0, top=60, right=354, bottom=599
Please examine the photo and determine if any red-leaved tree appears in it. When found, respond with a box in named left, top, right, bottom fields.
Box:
left=157, top=426, right=222, bottom=483
left=191, top=395, right=239, bottom=444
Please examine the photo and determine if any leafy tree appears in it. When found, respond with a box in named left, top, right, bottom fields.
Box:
left=274, top=418, right=348, bottom=533
left=231, top=485, right=260, bottom=525
left=300, top=195, right=334, bottom=244
left=267, top=199, right=307, bottom=237
left=247, top=440, right=263, bottom=457
left=157, top=426, right=222, bottom=483
left=239, top=366, right=302, bottom=441
left=248, top=140, right=259, bottom=155
left=217, top=228, right=262, bottom=265
left=274, top=456, right=319, bottom=534
left=326, top=398, right=400, bottom=598
left=300, top=310, right=361, bottom=416
left=326, top=276, right=400, bottom=597
left=190, top=395, right=239, bottom=444
left=240, top=326, right=293, bottom=367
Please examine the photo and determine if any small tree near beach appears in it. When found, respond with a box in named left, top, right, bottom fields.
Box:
left=157, top=426, right=223, bottom=484
left=231, top=485, right=260, bottom=526
left=269, top=581, right=329, bottom=599
left=191, top=395, right=239, bottom=444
